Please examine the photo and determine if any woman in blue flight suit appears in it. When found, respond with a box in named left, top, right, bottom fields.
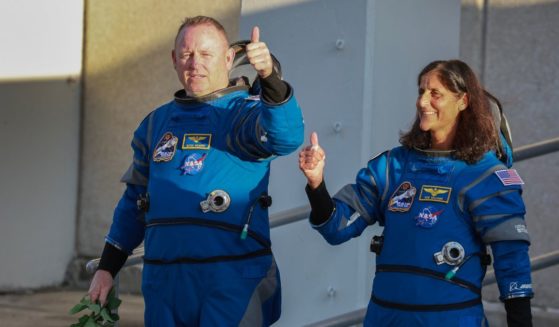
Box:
left=299, top=60, right=533, bottom=327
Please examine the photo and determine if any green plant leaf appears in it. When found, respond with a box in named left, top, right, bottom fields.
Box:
left=106, top=297, right=122, bottom=311
left=99, top=307, right=115, bottom=323
left=69, top=288, right=121, bottom=326
left=69, top=302, right=88, bottom=315
left=70, top=314, right=89, bottom=327
left=87, top=302, right=101, bottom=315
left=80, top=295, right=92, bottom=305
left=105, top=288, right=122, bottom=311
left=83, top=315, right=98, bottom=327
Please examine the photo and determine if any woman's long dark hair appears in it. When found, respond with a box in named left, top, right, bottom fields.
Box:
left=400, top=60, right=498, bottom=163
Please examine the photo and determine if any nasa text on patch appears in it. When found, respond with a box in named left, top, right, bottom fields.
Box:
left=179, top=153, right=207, bottom=175
left=415, top=206, right=444, bottom=228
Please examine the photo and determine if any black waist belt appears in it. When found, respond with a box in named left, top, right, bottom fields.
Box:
left=376, top=264, right=481, bottom=295
left=146, top=217, right=271, bottom=248
left=371, top=294, right=481, bottom=312
left=144, top=217, right=272, bottom=265
left=144, top=248, right=272, bottom=265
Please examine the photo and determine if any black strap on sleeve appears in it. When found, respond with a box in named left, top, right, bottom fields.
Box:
left=305, top=181, right=335, bottom=225
left=97, top=242, right=128, bottom=278
left=259, top=69, right=289, bottom=103
left=504, top=297, right=533, bottom=327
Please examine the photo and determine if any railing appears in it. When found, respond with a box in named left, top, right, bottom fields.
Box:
left=85, top=136, right=559, bottom=326
left=513, top=136, right=559, bottom=161
left=483, top=249, right=559, bottom=286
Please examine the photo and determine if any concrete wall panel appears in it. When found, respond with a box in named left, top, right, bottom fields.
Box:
left=242, top=0, right=460, bottom=324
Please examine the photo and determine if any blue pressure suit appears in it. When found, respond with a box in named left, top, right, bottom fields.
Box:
left=105, top=84, right=303, bottom=326
left=313, top=146, right=533, bottom=326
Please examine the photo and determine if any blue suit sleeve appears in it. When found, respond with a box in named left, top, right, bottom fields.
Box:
left=461, top=163, right=533, bottom=300
left=312, top=153, right=387, bottom=245
left=228, top=84, right=304, bottom=160
left=120, top=112, right=154, bottom=186
left=463, top=166, right=530, bottom=244
left=105, top=114, right=153, bottom=254
left=312, top=200, right=370, bottom=245
left=491, top=240, right=534, bottom=300
left=105, top=184, right=146, bottom=254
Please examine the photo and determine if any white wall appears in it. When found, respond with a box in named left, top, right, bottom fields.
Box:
left=241, top=0, right=460, bottom=325
left=0, top=0, right=83, bottom=290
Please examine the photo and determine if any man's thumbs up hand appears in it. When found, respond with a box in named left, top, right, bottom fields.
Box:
left=246, top=26, right=273, bottom=78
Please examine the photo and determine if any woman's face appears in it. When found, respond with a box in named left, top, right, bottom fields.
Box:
left=416, top=71, right=467, bottom=147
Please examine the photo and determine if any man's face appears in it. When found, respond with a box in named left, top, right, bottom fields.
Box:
left=172, top=24, right=234, bottom=97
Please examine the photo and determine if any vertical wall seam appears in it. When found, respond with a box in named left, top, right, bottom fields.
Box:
left=73, top=0, right=88, bottom=258
left=480, top=0, right=489, bottom=83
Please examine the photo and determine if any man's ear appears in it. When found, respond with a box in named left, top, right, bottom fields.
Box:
left=225, top=47, right=235, bottom=71
left=171, top=49, right=177, bottom=67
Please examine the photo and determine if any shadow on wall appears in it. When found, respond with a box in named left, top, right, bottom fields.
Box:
left=0, top=77, right=80, bottom=290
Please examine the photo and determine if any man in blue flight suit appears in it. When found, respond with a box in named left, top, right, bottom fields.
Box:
left=88, top=15, right=304, bottom=326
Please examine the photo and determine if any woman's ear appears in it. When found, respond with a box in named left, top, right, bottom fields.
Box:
left=459, top=93, right=469, bottom=111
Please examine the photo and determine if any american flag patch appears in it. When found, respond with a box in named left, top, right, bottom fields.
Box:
left=495, top=169, right=525, bottom=186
